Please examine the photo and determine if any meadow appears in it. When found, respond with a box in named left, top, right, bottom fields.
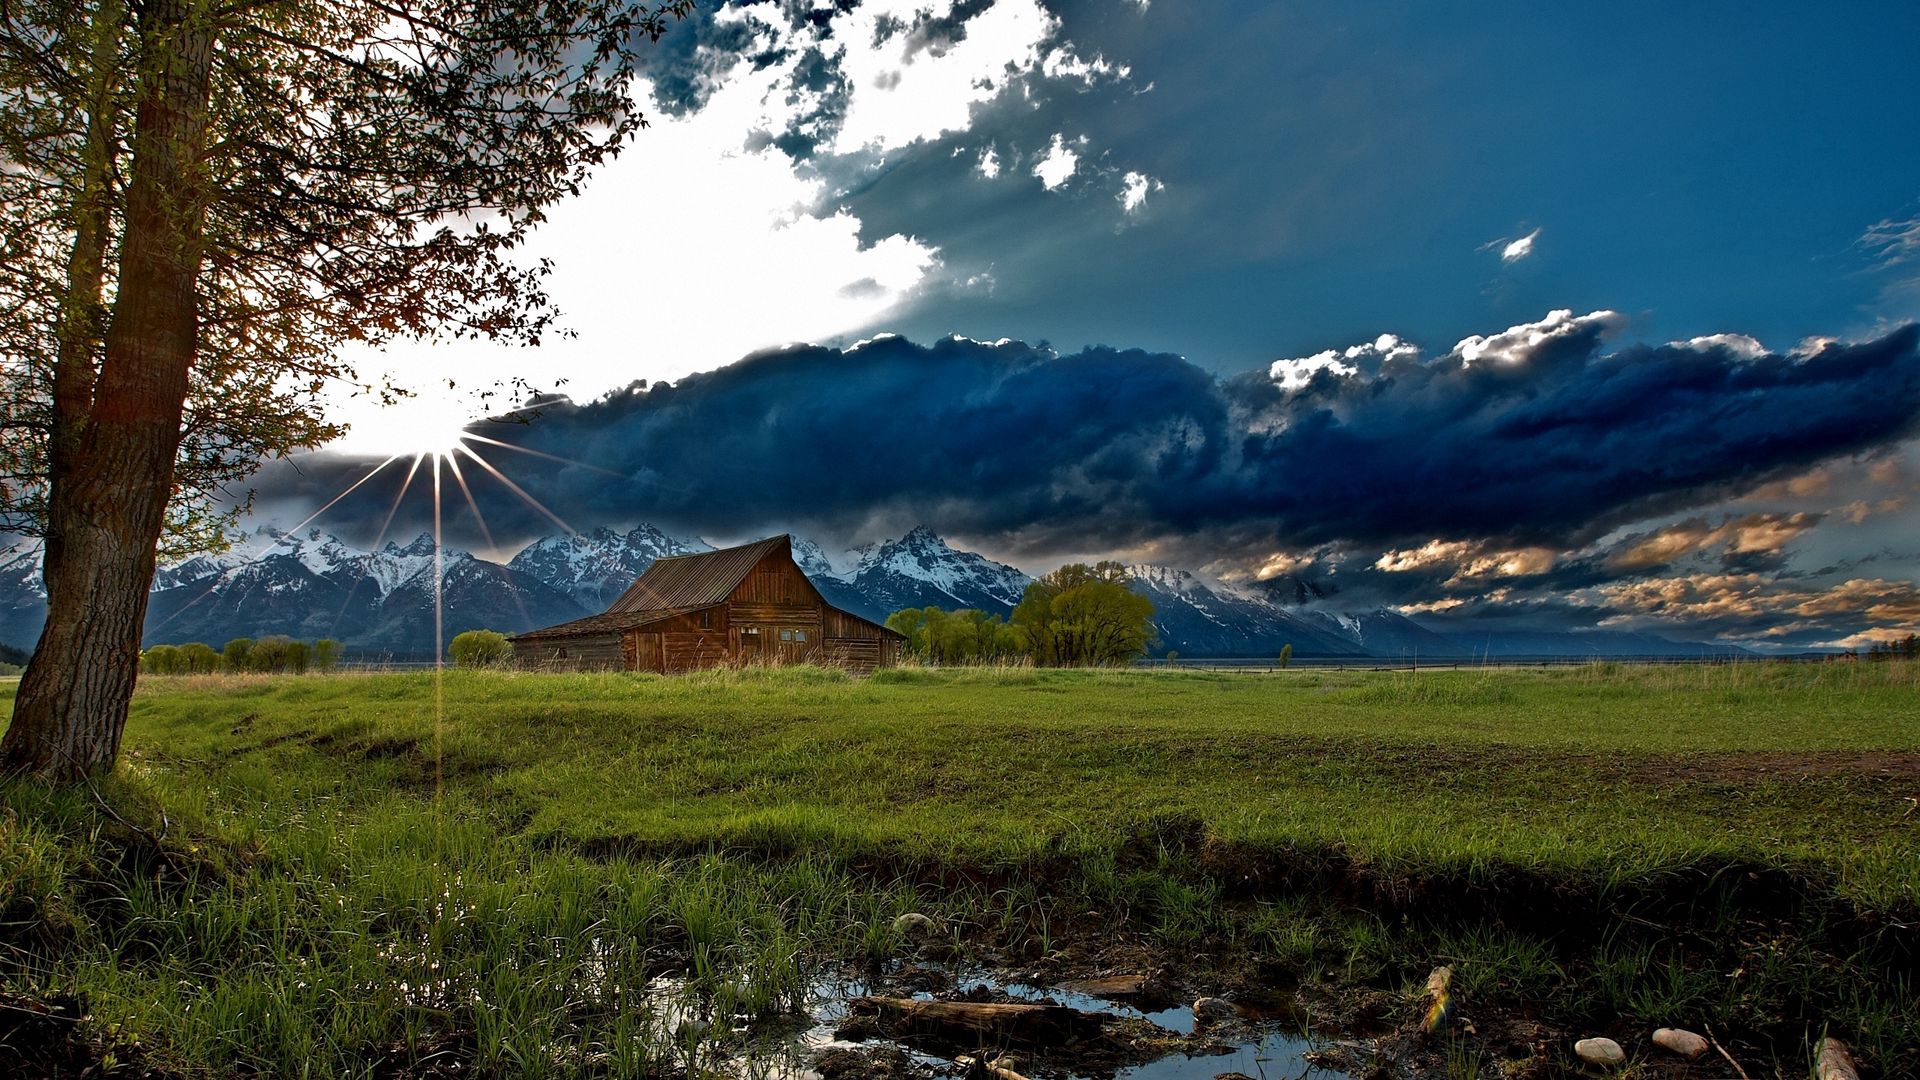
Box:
left=1, top=661, right=1916, bottom=1077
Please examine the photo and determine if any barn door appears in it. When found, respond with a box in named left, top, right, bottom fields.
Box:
left=632, top=633, right=664, bottom=673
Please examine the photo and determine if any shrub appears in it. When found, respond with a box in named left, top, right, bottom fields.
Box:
left=179, top=642, right=221, bottom=674
left=141, top=644, right=184, bottom=674
left=312, top=639, right=342, bottom=672
left=250, top=635, right=300, bottom=673
left=222, top=638, right=254, bottom=672
left=450, top=629, right=511, bottom=667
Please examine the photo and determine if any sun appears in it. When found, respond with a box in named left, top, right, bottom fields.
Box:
left=333, top=394, right=479, bottom=459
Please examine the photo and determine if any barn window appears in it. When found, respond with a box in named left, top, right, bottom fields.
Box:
left=699, top=609, right=713, bottom=629
left=795, top=630, right=808, bottom=643
left=780, top=629, right=793, bottom=641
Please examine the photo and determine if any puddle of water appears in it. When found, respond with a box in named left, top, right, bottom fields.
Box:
left=615, top=963, right=1355, bottom=1080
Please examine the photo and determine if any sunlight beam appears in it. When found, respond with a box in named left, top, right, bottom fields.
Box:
left=461, top=432, right=625, bottom=477
left=454, top=443, right=580, bottom=536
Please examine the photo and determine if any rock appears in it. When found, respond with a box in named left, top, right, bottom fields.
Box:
left=1651, top=1027, right=1708, bottom=1058
left=1574, top=1037, right=1626, bottom=1068
left=1422, top=965, right=1454, bottom=1033
left=891, top=912, right=937, bottom=938
left=1816, top=1037, right=1861, bottom=1080
left=1192, top=996, right=1239, bottom=1026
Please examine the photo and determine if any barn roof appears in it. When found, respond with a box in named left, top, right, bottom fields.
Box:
left=606, top=534, right=796, bottom=612
left=510, top=605, right=713, bottom=641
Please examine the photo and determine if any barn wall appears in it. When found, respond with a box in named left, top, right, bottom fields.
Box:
left=733, top=552, right=822, bottom=606
left=513, top=632, right=625, bottom=671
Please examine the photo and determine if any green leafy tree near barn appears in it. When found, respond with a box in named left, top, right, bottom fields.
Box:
left=884, top=607, right=1025, bottom=664
left=1011, top=562, right=1156, bottom=667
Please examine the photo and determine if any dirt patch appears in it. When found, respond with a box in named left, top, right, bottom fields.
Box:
left=1621, top=749, right=1920, bottom=784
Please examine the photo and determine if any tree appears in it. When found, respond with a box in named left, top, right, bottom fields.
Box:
left=139, top=644, right=182, bottom=674
left=0, top=0, right=690, bottom=779
left=311, top=639, right=341, bottom=673
left=178, top=641, right=219, bottom=673
left=1011, top=562, right=1156, bottom=667
left=450, top=629, right=510, bottom=668
left=249, top=635, right=297, bottom=673
left=885, top=607, right=1024, bottom=664
left=220, top=637, right=253, bottom=672
left=1278, top=644, right=1292, bottom=669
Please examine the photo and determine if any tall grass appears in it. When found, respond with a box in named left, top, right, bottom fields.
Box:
left=0, top=660, right=1914, bottom=1074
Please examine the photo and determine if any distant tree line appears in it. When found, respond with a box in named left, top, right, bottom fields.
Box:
left=886, top=561, right=1157, bottom=667
left=140, top=637, right=341, bottom=675
left=1864, top=634, right=1919, bottom=661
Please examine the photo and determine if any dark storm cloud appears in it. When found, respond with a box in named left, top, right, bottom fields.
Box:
left=331, top=322, right=1920, bottom=558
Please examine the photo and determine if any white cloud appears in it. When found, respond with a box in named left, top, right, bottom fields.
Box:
left=822, top=0, right=1108, bottom=155
left=1862, top=212, right=1920, bottom=269
left=1499, top=227, right=1541, bottom=263
left=1674, top=333, right=1768, bottom=359
left=1118, top=170, right=1162, bottom=214
left=1451, top=309, right=1625, bottom=366
left=1032, top=132, right=1079, bottom=190
left=324, top=1, right=1144, bottom=456
left=1268, top=332, right=1417, bottom=389
left=330, top=40, right=943, bottom=455
left=1269, top=351, right=1357, bottom=390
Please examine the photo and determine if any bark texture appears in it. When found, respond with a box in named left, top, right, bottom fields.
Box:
left=2, top=0, right=214, bottom=781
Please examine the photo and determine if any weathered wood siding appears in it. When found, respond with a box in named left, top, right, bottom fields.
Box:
left=514, top=632, right=624, bottom=671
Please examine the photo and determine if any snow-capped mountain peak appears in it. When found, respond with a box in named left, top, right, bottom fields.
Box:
left=842, top=526, right=1031, bottom=614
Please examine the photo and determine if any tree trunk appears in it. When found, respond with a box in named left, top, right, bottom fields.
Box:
left=2, top=0, right=214, bottom=781
left=43, top=0, right=126, bottom=588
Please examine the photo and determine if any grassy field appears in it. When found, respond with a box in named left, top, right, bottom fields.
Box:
left=2, top=661, right=1917, bottom=1077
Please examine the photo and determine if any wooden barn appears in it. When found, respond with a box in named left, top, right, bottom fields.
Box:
left=510, top=535, right=904, bottom=674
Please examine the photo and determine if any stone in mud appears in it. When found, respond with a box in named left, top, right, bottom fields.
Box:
left=1651, top=1027, right=1708, bottom=1058
left=1574, top=1037, right=1625, bottom=1067
left=895, top=964, right=953, bottom=993
left=1816, top=1037, right=1861, bottom=1080
left=1192, top=996, right=1239, bottom=1025
left=815, top=1045, right=919, bottom=1080
left=892, top=912, right=938, bottom=938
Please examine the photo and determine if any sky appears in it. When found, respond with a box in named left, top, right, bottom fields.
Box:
left=249, top=0, right=1920, bottom=650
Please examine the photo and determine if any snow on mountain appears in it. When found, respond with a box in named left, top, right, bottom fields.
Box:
left=1300, top=608, right=1468, bottom=658
left=833, top=526, right=1032, bottom=622
left=1125, top=565, right=1365, bottom=657
left=507, top=524, right=706, bottom=610
left=1, top=518, right=1757, bottom=659
left=787, top=535, right=845, bottom=581
left=0, top=541, right=48, bottom=651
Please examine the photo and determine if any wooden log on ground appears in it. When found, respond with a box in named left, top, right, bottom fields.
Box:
left=849, top=996, right=1109, bottom=1047
left=1060, top=974, right=1153, bottom=998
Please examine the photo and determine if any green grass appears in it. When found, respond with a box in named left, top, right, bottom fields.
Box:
left=1, top=660, right=1916, bottom=1077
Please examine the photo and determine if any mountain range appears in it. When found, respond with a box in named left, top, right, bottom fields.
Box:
left=0, top=524, right=1744, bottom=660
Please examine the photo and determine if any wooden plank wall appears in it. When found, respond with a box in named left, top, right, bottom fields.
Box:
left=662, top=632, right=730, bottom=673
left=513, top=633, right=625, bottom=671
